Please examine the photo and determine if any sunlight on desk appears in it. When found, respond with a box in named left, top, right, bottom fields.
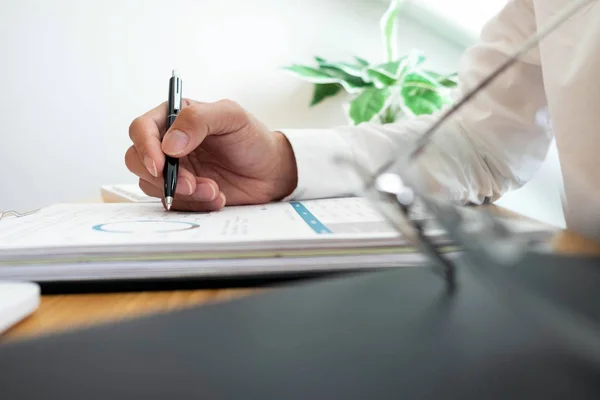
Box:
left=2, top=289, right=256, bottom=341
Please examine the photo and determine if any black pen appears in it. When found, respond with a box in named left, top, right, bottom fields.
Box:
left=163, top=69, right=182, bottom=210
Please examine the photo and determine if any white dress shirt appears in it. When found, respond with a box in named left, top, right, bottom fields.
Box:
left=281, top=0, right=600, bottom=241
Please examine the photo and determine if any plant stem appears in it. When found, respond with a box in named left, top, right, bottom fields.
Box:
left=382, top=105, right=396, bottom=123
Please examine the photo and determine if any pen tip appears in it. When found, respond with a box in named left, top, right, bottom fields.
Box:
left=165, top=197, right=173, bottom=211
left=172, top=69, right=179, bottom=78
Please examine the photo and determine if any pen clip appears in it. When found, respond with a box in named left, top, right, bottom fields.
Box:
left=170, top=70, right=182, bottom=112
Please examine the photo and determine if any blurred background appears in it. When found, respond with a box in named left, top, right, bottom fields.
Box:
left=0, top=0, right=565, bottom=227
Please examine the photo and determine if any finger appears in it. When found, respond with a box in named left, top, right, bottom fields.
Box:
left=140, top=179, right=226, bottom=212
left=139, top=175, right=219, bottom=203
left=190, top=177, right=220, bottom=202
left=127, top=145, right=220, bottom=201
left=138, top=178, right=162, bottom=198
left=128, top=102, right=168, bottom=178
left=161, top=99, right=251, bottom=157
left=125, top=145, right=196, bottom=196
left=167, top=192, right=227, bottom=212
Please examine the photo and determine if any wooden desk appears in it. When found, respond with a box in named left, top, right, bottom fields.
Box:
left=2, top=288, right=259, bottom=342
left=3, top=204, right=600, bottom=342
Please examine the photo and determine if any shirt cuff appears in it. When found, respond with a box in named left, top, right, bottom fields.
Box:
left=278, top=128, right=362, bottom=201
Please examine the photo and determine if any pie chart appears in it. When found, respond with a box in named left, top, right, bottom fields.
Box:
left=92, top=220, right=200, bottom=233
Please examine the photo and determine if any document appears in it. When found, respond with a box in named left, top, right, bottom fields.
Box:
left=0, top=197, right=400, bottom=250
left=0, top=197, right=554, bottom=283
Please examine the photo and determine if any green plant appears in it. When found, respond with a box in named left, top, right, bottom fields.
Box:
left=283, top=0, right=458, bottom=125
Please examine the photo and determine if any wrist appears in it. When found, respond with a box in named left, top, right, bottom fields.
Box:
left=272, top=131, right=298, bottom=201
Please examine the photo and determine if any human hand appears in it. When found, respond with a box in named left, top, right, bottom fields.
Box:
left=125, top=99, right=298, bottom=211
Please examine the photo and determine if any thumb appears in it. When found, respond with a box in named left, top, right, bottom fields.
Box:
left=161, top=99, right=250, bottom=157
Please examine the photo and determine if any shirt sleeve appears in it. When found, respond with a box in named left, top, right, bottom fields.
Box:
left=280, top=0, right=551, bottom=205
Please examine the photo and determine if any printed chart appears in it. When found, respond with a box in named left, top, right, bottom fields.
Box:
left=92, top=221, right=200, bottom=234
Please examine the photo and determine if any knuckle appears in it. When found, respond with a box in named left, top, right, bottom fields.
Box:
left=217, top=99, right=249, bottom=123
left=178, top=105, right=197, bottom=120
left=217, top=98, right=239, bottom=109
left=179, top=103, right=213, bottom=130
left=219, top=99, right=244, bottom=115
left=175, top=107, right=200, bottom=131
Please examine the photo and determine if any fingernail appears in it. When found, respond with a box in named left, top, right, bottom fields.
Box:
left=219, top=192, right=226, bottom=208
left=163, top=130, right=189, bottom=155
left=193, top=183, right=217, bottom=201
left=144, top=156, right=158, bottom=178
left=185, top=178, right=194, bottom=195
left=176, top=177, right=194, bottom=195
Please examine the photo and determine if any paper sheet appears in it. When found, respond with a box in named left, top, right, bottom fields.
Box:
left=0, top=197, right=401, bottom=251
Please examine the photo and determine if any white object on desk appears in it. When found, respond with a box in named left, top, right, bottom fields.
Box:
left=0, top=282, right=40, bottom=333
left=100, top=184, right=160, bottom=203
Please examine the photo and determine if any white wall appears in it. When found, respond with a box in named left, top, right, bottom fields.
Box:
left=0, top=0, right=463, bottom=213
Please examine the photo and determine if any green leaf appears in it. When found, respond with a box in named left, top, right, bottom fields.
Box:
left=283, top=64, right=366, bottom=94
left=319, top=64, right=371, bottom=93
left=310, top=83, right=342, bottom=106
left=439, top=72, right=459, bottom=88
left=354, top=56, right=370, bottom=67
left=378, top=60, right=403, bottom=77
left=283, top=65, right=340, bottom=84
left=314, top=56, right=327, bottom=65
left=380, top=0, right=404, bottom=62
left=411, top=70, right=451, bottom=87
left=339, top=79, right=372, bottom=94
left=348, top=87, right=391, bottom=125
left=320, top=62, right=366, bottom=79
left=415, top=70, right=457, bottom=88
left=366, top=69, right=396, bottom=88
left=364, top=59, right=404, bottom=88
left=370, top=60, right=402, bottom=77
left=401, top=85, right=449, bottom=116
left=365, top=50, right=424, bottom=86
left=402, top=71, right=441, bottom=90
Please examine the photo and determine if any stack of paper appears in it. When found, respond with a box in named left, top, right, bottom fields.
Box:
left=100, top=184, right=160, bottom=203
left=0, top=197, right=554, bottom=282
